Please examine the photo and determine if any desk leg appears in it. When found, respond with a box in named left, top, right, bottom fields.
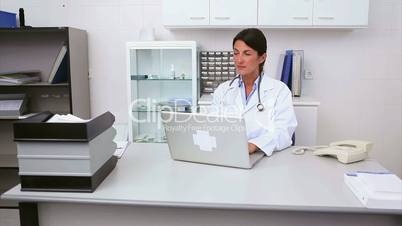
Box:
left=19, top=202, right=39, bottom=226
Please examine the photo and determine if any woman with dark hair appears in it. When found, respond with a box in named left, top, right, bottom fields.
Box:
left=211, top=28, right=297, bottom=155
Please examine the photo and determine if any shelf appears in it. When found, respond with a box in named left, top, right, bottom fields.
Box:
left=0, top=27, right=68, bottom=33
left=0, top=113, right=39, bottom=120
left=0, top=82, right=68, bottom=87
left=133, top=104, right=192, bottom=112
left=132, top=110, right=191, bottom=113
left=131, top=78, right=192, bottom=81
left=0, top=199, right=19, bottom=208
left=0, top=154, right=18, bottom=168
left=133, top=109, right=161, bottom=112
left=133, top=105, right=192, bottom=112
left=133, top=139, right=167, bottom=143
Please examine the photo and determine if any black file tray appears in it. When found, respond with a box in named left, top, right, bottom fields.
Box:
left=20, top=156, right=118, bottom=193
left=13, top=111, right=115, bottom=142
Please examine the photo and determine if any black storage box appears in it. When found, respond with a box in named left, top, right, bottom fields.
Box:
left=14, top=111, right=118, bottom=192
left=20, top=155, right=118, bottom=193
left=13, top=111, right=115, bottom=142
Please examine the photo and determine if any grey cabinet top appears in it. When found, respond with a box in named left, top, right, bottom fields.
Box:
left=2, top=143, right=400, bottom=215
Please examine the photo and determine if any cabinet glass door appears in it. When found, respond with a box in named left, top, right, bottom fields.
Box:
left=128, top=43, right=196, bottom=143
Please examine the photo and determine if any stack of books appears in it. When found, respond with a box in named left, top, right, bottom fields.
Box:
left=280, top=50, right=304, bottom=97
left=14, top=111, right=118, bottom=192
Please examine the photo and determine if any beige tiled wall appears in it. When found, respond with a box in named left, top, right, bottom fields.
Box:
left=1, top=0, right=401, bottom=176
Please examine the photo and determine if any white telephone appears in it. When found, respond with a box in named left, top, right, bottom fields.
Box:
left=293, top=140, right=373, bottom=164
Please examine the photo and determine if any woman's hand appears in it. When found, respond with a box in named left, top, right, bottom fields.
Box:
left=248, top=143, right=259, bottom=154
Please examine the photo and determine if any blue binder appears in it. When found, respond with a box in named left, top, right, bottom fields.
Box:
left=281, top=50, right=296, bottom=144
left=280, top=50, right=293, bottom=90
left=50, top=55, right=68, bottom=84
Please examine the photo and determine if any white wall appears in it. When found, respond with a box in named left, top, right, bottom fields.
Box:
left=1, top=0, right=401, bottom=176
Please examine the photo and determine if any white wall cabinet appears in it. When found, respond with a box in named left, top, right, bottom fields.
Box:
left=164, top=0, right=369, bottom=28
left=210, top=0, right=257, bottom=26
left=258, top=0, right=313, bottom=26
left=163, top=0, right=209, bottom=26
left=259, top=0, right=369, bottom=27
left=313, top=0, right=369, bottom=26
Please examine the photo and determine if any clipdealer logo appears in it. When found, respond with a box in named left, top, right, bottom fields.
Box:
left=163, top=123, right=245, bottom=133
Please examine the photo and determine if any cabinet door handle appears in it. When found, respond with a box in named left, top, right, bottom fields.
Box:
left=214, top=16, right=230, bottom=20
left=292, top=17, right=309, bottom=20
left=318, top=16, right=335, bottom=20
left=189, top=16, right=206, bottom=20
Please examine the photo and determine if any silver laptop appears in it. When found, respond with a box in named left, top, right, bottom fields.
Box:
left=161, top=111, right=265, bottom=169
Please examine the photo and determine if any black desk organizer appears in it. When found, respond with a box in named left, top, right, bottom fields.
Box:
left=13, top=111, right=118, bottom=192
left=19, top=156, right=118, bottom=193
left=14, top=111, right=115, bottom=142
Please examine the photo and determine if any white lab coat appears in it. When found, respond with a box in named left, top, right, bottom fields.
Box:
left=209, top=75, right=297, bottom=156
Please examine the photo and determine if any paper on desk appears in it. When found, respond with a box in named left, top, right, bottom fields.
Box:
left=113, top=141, right=129, bottom=158
left=47, top=114, right=89, bottom=123
left=344, top=171, right=402, bottom=209
left=112, top=123, right=129, bottom=158
left=356, top=172, right=402, bottom=193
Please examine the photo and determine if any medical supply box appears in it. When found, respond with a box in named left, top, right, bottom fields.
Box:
left=13, top=111, right=118, bottom=192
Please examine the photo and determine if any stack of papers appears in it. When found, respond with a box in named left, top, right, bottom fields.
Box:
left=47, top=114, right=89, bottom=123
left=0, top=71, right=41, bottom=85
left=344, top=171, right=402, bottom=209
left=112, top=123, right=129, bottom=158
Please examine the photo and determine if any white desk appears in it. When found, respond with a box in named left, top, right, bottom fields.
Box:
left=2, top=144, right=401, bottom=226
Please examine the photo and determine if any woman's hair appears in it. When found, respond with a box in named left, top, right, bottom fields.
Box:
left=232, top=28, right=267, bottom=73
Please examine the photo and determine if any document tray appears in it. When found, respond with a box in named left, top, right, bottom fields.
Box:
left=20, top=155, right=118, bottom=193
left=13, top=111, right=115, bottom=142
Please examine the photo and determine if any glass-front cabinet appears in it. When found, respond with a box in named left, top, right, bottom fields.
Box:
left=127, top=41, right=198, bottom=143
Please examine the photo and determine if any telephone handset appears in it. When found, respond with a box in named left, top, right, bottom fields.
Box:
left=292, top=140, right=373, bottom=164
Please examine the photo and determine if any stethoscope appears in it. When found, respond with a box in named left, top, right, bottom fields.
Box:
left=225, top=73, right=265, bottom=112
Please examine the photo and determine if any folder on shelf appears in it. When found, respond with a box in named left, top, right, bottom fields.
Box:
left=0, top=70, right=41, bottom=85
left=0, top=94, right=27, bottom=117
left=280, top=50, right=293, bottom=90
left=291, top=50, right=304, bottom=97
left=48, top=45, right=68, bottom=84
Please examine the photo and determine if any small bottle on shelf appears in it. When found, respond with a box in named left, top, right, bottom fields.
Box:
left=170, top=64, right=175, bottom=79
